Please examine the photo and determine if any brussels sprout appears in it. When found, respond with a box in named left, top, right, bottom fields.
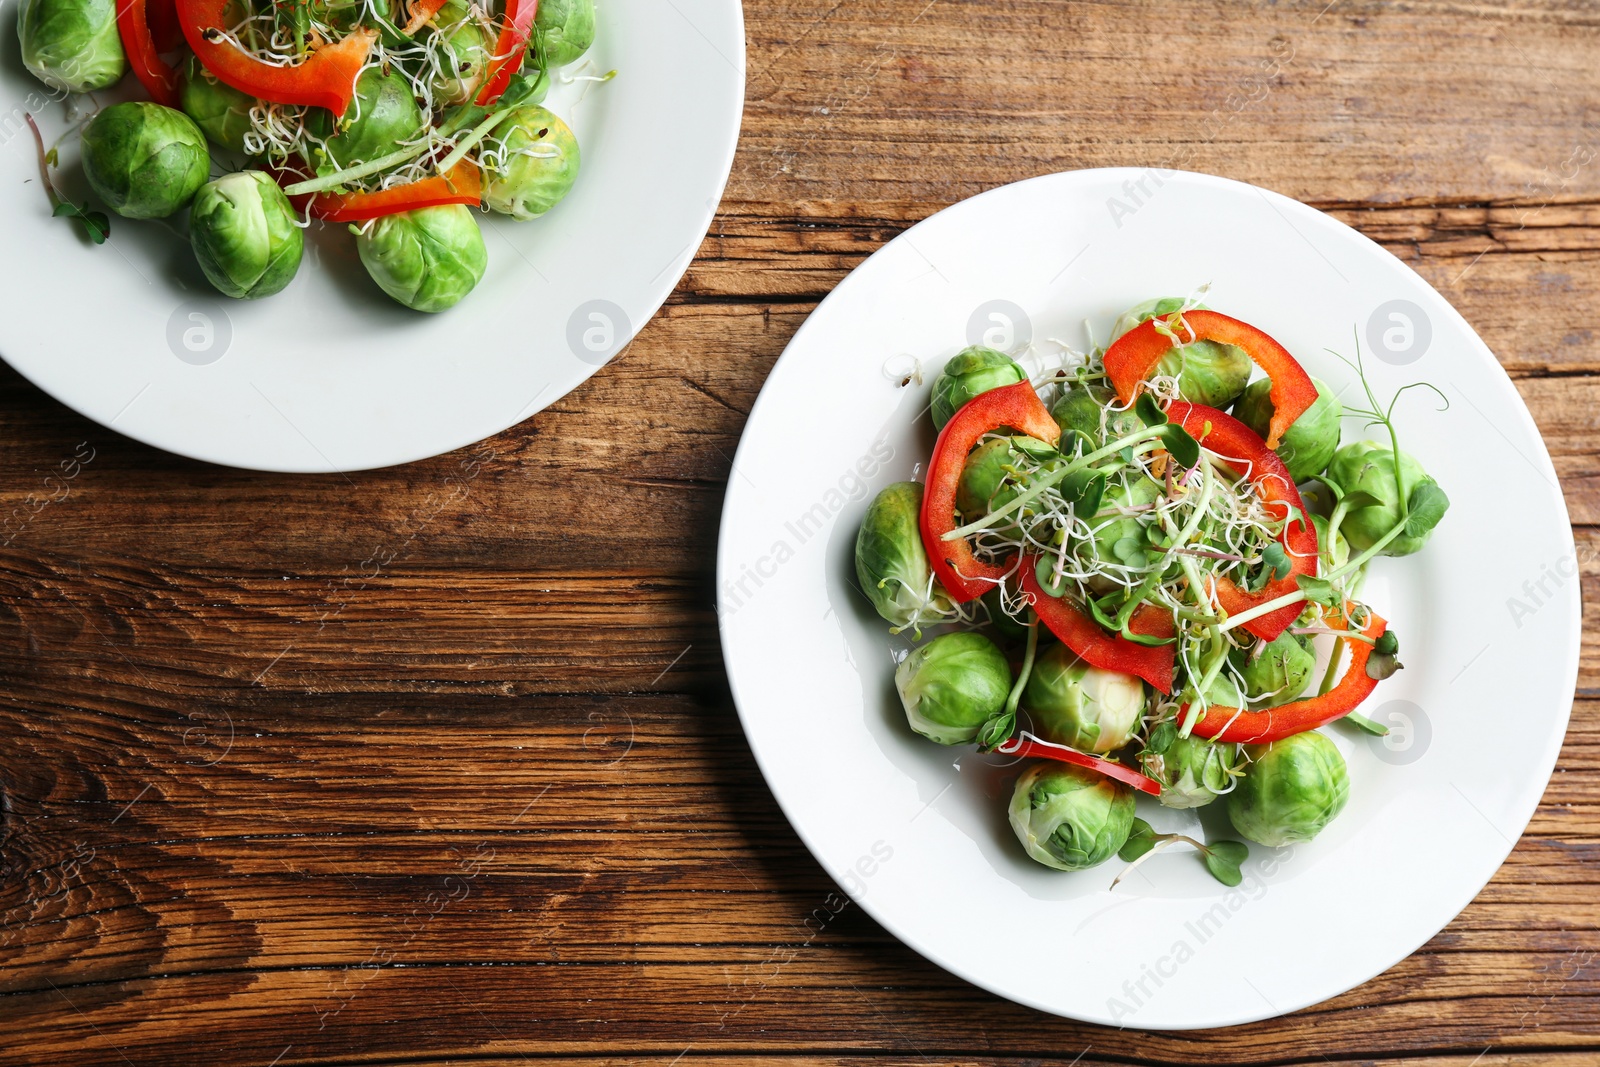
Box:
left=307, top=67, right=426, bottom=171
left=482, top=106, right=580, bottom=220
left=894, top=631, right=1011, bottom=745
left=1008, top=762, right=1135, bottom=871
left=18, top=0, right=124, bottom=93
left=1021, top=643, right=1147, bottom=753
left=1232, top=631, right=1315, bottom=704
left=856, top=482, right=956, bottom=631
left=1326, top=440, right=1449, bottom=557
left=80, top=103, right=210, bottom=220
left=1235, top=376, right=1343, bottom=481
left=427, top=1, right=491, bottom=105
left=1311, top=513, right=1349, bottom=572
left=1142, top=733, right=1244, bottom=809
left=533, top=0, right=596, bottom=67
left=357, top=204, right=488, bottom=313
left=1111, top=297, right=1251, bottom=409
left=1227, top=731, right=1349, bottom=846
left=1051, top=382, right=1145, bottom=448
left=1085, top=474, right=1163, bottom=580
left=956, top=435, right=1057, bottom=521
left=930, top=347, right=1028, bottom=430
left=180, top=57, right=259, bottom=153
left=189, top=172, right=304, bottom=300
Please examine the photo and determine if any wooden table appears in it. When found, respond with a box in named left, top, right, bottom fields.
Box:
left=4, top=1, right=1598, bottom=1062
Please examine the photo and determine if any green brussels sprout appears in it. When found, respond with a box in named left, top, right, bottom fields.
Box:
left=981, top=587, right=1029, bottom=642
left=1227, top=731, right=1349, bottom=846
left=894, top=631, right=1011, bottom=745
left=1008, top=762, right=1135, bottom=871
left=1326, top=440, right=1450, bottom=557
left=533, top=0, right=596, bottom=67
left=1051, top=382, right=1145, bottom=448
left=1021, top=643, right=1147, bottom=753
left=80, top=102, right=211, bottom=220
left=856, top=482, right=953, bottom=631
left=180, top=57, right=259, bottom=153
left=1142, top=733, right=1244, bottom=809
left=956, top=435, right=1057, bottom=521
left=930, top=346, right=1028, bottom=430
left=1232, top=631, right=1315, bottom=704
left=357, top=204, right=488, bottom=313
left=482, top=106, right=580, bottom=220
left=189, top=171, right=304, bottom=300
left=1311, top=513, right=1349, bottom=572
left=1234, top=376, right=1343, bottom=481
left=18, top=0, right=124, bottom=93
left=427, top=1, right=491, bottom=105
left=306, top=67, right=426, bottom=171
left=1111, top=297, right=1251, bottom=409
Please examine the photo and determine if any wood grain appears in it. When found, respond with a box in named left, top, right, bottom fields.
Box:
left=3, top=0, right=1600, bottom=1063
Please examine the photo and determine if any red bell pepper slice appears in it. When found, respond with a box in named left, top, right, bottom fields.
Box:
left=147, top=0, right=184, bottom=53
left=301, top=160, right=483, bottom=222
left=1104, top=310, right=1317, bottom=449
left=177, top=0, right=376, bottom=115
left=475, top=0, right=540, bottom=106
left=402, top=0, right=452, bottom=34
left=115, top=0, right=181, bottom=108
left=1187, top=608, right=1387, bottom=743
left=1019, top=559, right=1176, bottom=694
left=1171, top=401, right=1318, bottom=643
left=918, top=380, right=1061, bottom=604
left=996, top=733, right=1163, bottom=796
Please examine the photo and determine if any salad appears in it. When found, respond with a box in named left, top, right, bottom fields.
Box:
left=855, top=297, right=1450, bottom=886
left=17, top=0, right=600, bottom=310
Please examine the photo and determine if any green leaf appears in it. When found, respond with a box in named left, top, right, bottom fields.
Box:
left=1118, top=445, right=1135, bottom=466
left=1059, top=469, right=1107, bottom=516
left=1366, top=651, right=1403, bottom=681
left=1295, top=574, right=1340, bottom=607
left=54, top=201, right=109, bottom=244
left=1135, top=393, right=1167, bottom=427
left=1340, top=489, right=1385, bottom=510
left=1112, top=535, right=1148, bottom=567
left=1262, top=543, right=1292, bottom=582
left=1121, top=626, right=1176, bottom=647
left=1145, top=720, right=1177, bottom=755
left=1374, top=630, right=1399, bottom=656
left=977, top=710, right=1015, bottom=751
left=1118, top=818, right=1159, bottom=862
left=1201, top=840, right=1248, bottom=887
left=1341, top=710, right=1390, bottom=736
left=1085, top=592, right=1121, bottom=631
left=1161, top=424, right=1200, bottom=468
left=1405, top=481, right=1449, bottom=539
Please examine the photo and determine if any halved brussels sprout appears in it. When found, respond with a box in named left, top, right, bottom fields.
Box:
left=855, top=482, right=953, bottom=632
left=1142, top=733, right=1244, bottom=809
left=81, top=102, right=210, bottom=220
left=1235, top=376, right=1343, bottom=482
left=930, top=346, right=1027, bottom=430
left=427, top=0, right=491, bottom=105
left=482, top=106, right=580, bottom=220
left=357, top=204, right=488, bottom=313
left=1009, top=762, right=1135, bottom=871
left=1227, top=731, right=1349, bottom=846
left=1326, top=440, right=1449, bottom=557
left=1111, top=297, right=1250, bottom=409
left=956, top=435, right=1057, bottom=522
left=190, top=171, right=304, bottom=299
left=1233, top=631, right=1315, bottom=705
left=894, top=631, right=1011, bottom=745
left=1021, top=643, right=1147, bottom=754
left=18, top=0, right=125, bottom=93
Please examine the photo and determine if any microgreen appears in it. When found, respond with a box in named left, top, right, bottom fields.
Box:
left=1112, top=818, right=1251, bottom=889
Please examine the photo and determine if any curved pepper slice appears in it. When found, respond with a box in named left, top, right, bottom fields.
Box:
left=996, top=734, right=1163, bottom=796
left=303, top=160, right=483, bottom=222
left=1187, top=608, right=1386, bottom=743
left=116, top=0, right=181, bottom=107
left=1019, top=560, right=1175, bottom=694
left=1104, top=310, right=1317, bottom=449
left=918, top=380, right=1061, bottom=604
left=1171, top=401, right=1318, bottom=643
left=177, top=0, right=376, bottom=115
left=402, top=0, right=452, bottom=34
left=475, top=0, right=540, bottom=106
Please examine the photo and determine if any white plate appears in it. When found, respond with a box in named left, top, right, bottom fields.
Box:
left=717, top=169, right=1580, bottom=1029
left=0, top=0, right=744, bottom=471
